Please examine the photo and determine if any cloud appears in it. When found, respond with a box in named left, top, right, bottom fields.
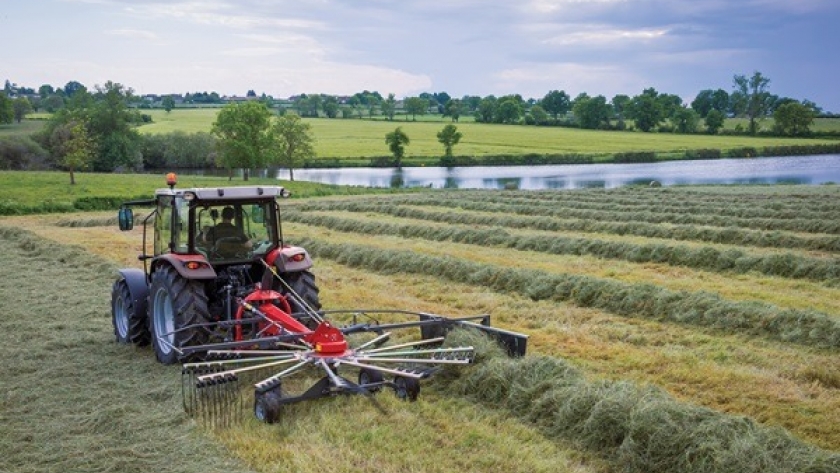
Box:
left=540, top=25, right=671, bottom=46
left=491, top=62, right=647, bottom=98
left=105, top=28, right=159, bottom=40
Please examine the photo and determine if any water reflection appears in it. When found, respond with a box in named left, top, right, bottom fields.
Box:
left=253, top=155, right=840, bottom=190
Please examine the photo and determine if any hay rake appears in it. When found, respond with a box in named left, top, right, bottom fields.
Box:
left=179, top=299, right=522, bottom=426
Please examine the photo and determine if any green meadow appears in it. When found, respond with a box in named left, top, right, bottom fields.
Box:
left=136, top=109, right=839, bottom=161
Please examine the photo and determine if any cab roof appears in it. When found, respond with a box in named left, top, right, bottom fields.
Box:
left=154, top=186, right=289, bottom=200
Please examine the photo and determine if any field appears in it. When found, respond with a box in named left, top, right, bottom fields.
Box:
left=1, top=176, right=839, bottom=473
left=137, top=109, right=839, bottom=161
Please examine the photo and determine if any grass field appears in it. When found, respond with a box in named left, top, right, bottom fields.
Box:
left=1, top=178, right=839, bottom=472
left=136, top=109, right=839, bottom=161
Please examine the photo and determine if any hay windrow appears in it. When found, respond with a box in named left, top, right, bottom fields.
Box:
left=299, top=238, right=840, bottom=349
left=439, top=329, right=840, bottom=473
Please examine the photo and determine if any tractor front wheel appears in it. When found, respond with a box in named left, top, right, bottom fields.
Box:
left=148, top=266, right=211, bottom=364
left=111, top=279, right=149, bottom=346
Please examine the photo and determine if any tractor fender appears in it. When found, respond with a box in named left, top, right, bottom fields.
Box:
left=152, top=253, right=217, bottom=280
left=117, top=268, right=150, bottom=321
left=268, top=246, right=313, bottom=273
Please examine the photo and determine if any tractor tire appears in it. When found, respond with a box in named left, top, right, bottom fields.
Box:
left=111, top=279, right=150, bottom=346
left=148, top=265, right=211, bottom=365
left=281, top=270, right=321, bottom=317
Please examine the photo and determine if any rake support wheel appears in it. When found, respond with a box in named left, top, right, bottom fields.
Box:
left=111, top=279, right=150, bottom=346
left=393, top=375, right=420, bottom=402
left=358, top=369, right=385, bottom=393
left=254, top=386, right=285, bottom=424
left=148, top=265, right=211, bottom=365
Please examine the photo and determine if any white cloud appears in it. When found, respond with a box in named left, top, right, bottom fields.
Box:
left=541, top=25, right=670, bottom=46
left=105, top=28, right=159, bottom=40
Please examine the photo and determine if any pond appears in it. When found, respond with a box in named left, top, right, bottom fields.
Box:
left=282, top=154, right=840, bottom=189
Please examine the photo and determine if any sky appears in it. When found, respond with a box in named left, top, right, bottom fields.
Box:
left=2, top=0, right=839, bottom=112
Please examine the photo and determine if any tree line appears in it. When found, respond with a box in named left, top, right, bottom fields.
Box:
left=0, top=71, right=829, bottom=180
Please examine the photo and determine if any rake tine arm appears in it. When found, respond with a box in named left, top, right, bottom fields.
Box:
left=362, top=337, right=445, bottom=353
left=353, top=332, right=392, bottom=351
left=362, top=347, right=473, bottom=358
left=254, top=360, right=311, bottom=393
left=197, top=357, right=302, bottom=384
left=353, top=357, right=472, bottom=365
left=336, top=360, right=426, bottom=379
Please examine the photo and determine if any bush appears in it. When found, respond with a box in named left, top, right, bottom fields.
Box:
left=0, top=136, right=51, bottom=170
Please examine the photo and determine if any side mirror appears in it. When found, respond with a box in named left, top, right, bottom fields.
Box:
left=251, top=205, right=264, bottom=223
left=118, top=207, right=134, bottom=231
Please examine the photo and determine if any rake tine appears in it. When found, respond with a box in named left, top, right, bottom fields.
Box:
left=361, top=337, right=445, bottom=353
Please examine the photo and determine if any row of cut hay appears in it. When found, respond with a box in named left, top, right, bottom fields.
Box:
left=294, top=200, right=840, bottom=252
left=389, top=197, right=840, bottom=235
left=437, top=192, right=840, bottom=222
left=286, top=212, right=840, bottom=283
left=499, top=188, right=840, bottom=214
left=436, top=329, right=840, bottom=473
left=296, top=237, right=840, bottom=348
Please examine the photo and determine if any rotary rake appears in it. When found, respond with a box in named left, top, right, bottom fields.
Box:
left=179, top=273, right=525, bottom=427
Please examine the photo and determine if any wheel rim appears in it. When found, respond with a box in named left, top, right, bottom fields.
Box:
left=114, top=295, right=129, bottom=338
left=359, top=371, right=371, bottom=385
left=153, top=287, right=175, bottom=355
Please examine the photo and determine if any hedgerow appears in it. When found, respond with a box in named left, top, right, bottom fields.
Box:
left=287, top=211, right=840, bottom=283
left=296, top=237, right=840, bottom=348
left=436, top=330, right=840, bottom=473
left=293, top=201, right=840, bottom=252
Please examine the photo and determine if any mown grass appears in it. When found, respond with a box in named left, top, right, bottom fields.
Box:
left=0, top=223, right=606, bottom=473
left=4, top=182, right=840, bottom=470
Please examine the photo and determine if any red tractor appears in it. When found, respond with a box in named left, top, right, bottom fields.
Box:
left=113, top=175, right=528, bottom=424
left=111, top=174, right=321, bottom=364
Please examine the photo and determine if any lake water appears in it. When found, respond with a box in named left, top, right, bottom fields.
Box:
left=284, top=154, right=840, bottom=189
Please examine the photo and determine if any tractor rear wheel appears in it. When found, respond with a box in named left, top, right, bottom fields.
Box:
left=148, top=266, right=211, bottom=364
left=111, top=279, right=150, bottom=346
left=281, top=270, right=321, bottom=318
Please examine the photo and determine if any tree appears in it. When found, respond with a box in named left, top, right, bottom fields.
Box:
left=212, top=100, right=275, bottom=180
left=475, top=96, right=497, bottom=123
left=161, top=96, right=175, bottom=112
left=672, top=107, right=700, bottom=134
left=573, top=95, right=612, bottom=129
left=63, top=81, right=86, bottom=97
left=436, top=124, right=462, bottom=158
left=733, top=71, right=771, bottom=134
left=773, top=102, right=816, bottom=136
left=403, top=97, right=427, bottom=121
left=381, top=93, right=397, bottom=121
left=0, top=93, right=13, bottom=124
left=272, top=113, right=316, bottom=181
left=12, top=97, right=32, bottom=123
left=38, top=84, right=55, bottom=99
left=704, top=109, right=725, bottom=134
left=385, top=127, right=409, bottom=167
left=627, top=89, right=664, bottom=132
left=541, top=90, right=571, bottom=120
left=88, top=81, right=142, bottom=171
left=611, top=94, right=631, bottom=129
left=496, top=96, right=523, bottom=124
left=50, top=120, right=95, bottom=184
left=321, top=95, right=339, bottom=118
left=443, top=99, right=464, bottom=122
left=529, top=104, right=548, bottom=125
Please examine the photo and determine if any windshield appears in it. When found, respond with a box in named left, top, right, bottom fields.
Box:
left=194, top=202, right=276, bottom=262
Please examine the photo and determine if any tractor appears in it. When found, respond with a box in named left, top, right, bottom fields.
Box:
left=111, top=173, right=321, bottom=364
left=112, top=174, right=528, bottom=424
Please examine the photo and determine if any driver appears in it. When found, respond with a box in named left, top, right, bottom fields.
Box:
left=203, top=206, right=252, bottom=251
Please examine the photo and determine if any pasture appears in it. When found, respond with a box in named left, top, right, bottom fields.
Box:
left=137, top=109, right=839, bottom=161
left=1, top=176, right=839, bottom=473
